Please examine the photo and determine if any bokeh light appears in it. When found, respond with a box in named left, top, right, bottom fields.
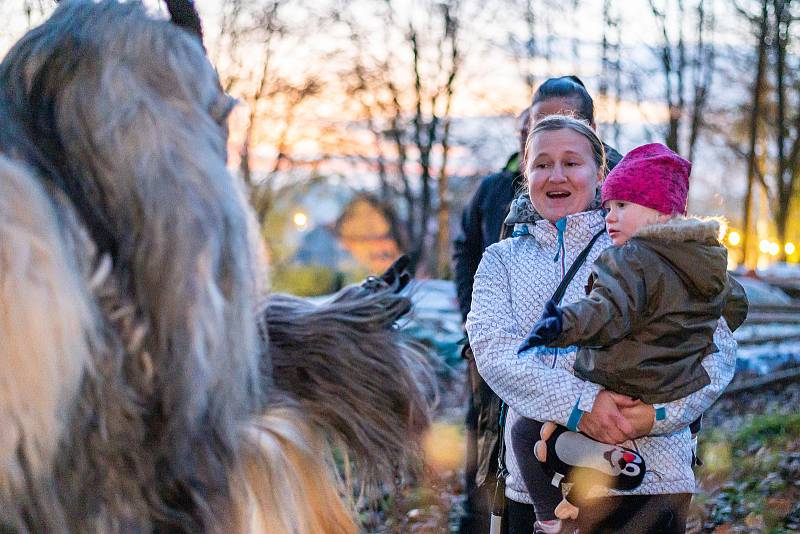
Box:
left=293, top=212, right=308, bottom=228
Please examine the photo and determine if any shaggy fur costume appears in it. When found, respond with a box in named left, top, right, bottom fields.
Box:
left=0, top=1, right=432, bottom=533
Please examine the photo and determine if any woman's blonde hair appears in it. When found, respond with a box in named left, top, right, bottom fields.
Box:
left=523, top=114, right=607, bottom=180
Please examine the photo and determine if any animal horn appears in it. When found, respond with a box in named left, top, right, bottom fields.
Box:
left=165, top=0, right=204, bottom=43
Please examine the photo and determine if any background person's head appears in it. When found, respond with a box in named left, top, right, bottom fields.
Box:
left=530, top=76, right=596, bottom=129
left=517, top=107, right=531, bottom=156
left=524, top=115, right=606, bottom=223
left=601, top=143, right=692, bottom=245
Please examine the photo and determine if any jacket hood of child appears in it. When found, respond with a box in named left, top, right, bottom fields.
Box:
left=632, top=217, right=727, bottom=300
left=634, top=216, right=749, bottom=331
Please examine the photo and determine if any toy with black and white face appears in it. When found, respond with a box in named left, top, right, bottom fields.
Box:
left=603, top=446, right=644, bottom=477
left=551, top=429, right=646, bottom=491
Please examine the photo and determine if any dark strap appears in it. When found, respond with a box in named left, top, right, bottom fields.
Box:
left=499, top=220, right=512, bottom=241
left=496, top=402, right=509, bottom=478
left=491, top=402, right=508, bottom=525
left=551, top=228, right=605, bottom=304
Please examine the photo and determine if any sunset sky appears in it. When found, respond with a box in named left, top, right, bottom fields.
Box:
left=0, top=0, right=769, bottom=227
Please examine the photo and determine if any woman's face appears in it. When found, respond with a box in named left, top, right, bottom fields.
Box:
left=527, top=128, right=602, bottom=223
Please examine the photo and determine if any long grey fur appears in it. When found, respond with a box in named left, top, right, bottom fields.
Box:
left=262, top=284, right=434, bottom=491
left=0, top=1, right=260, bottom=531
left=0, top=0, right=433, bottom=532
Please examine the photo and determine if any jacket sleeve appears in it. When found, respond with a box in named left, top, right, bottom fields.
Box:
left=466, top=245, right=602, bottom=427
left=722, top=275, right=749, bottom=332
left=453, top=182, right=486, bottom=321
left=554, top=247, right=646, bottom=348
left=649, top=318, right=737, bottom=435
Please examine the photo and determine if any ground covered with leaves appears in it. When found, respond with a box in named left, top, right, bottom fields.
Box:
left=690, top=381, right=800, bottom=533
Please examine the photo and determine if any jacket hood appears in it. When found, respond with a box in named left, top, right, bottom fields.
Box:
left=633, top=217, right=728, bottom=299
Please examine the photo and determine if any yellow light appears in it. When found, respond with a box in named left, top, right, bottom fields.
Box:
left=728, top=231, right=741, bottom=246
left=769, top=242, right=780, bottom=256
left=422, top=422, right=465, bottom=474
left=293, top=212, right=308, bottom=228
left=786, top=242, right=796, bottom=255
left=759, top=239, right=771, bottom=254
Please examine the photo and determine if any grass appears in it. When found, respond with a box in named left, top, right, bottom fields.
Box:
left=695, top=412, right=800, bottom=533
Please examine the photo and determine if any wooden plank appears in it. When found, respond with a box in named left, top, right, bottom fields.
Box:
left=737, top=333, right=800, bottom=346
left=721, top=366, right=800, bottom=397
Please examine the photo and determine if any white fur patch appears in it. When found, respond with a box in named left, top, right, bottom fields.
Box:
left=237, top=408, right=357, bottom=534
left=634, top=216, right=724, bottom=242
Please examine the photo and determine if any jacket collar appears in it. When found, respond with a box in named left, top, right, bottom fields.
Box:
left=515, top=209, right=606, bottom=248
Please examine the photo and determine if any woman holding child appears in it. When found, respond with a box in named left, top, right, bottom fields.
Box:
left=466, top=115, right=740, bottom=533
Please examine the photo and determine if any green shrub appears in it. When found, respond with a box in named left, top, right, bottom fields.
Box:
left=733, top=413, right=800, bottom=449
left=271, top=265, right=339, bottom=296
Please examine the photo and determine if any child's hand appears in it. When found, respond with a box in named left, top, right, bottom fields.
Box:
left=517, top=300, right=563, bottom=353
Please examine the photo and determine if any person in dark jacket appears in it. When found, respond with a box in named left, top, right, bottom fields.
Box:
left=454, top=109, right=527, bottom=534
left=453, top=76, right=623, bottom=534
left=514, top=143, right=748, bottom=532
left=454, top=109, right=528, bottom=322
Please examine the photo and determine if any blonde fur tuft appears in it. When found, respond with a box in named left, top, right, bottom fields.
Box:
left=235, top=407, right=357, bottom=534
left=0, top=157, right=93, bottom=496
left=635, top=215, right=724, bottom=243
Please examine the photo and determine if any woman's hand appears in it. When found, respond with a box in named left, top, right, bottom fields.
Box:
left=577, top=390, right=637, bottom=444
left=609, top=392, right=655, bottom=438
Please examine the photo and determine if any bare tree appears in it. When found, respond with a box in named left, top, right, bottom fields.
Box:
left=599, top=0, right=623, bottom=147
left=739, top=0, right=769, bottom=268
left=335, top=0, right=465, bottom=275
left=770, top=0, right=799, bottom=260
left=725, top=0, right=800, bottom=265
left=435, top=2, right=461, bottom=279
left=647, top=0, right=716, bottom=158
left=214, top=0, right=326, bottom=225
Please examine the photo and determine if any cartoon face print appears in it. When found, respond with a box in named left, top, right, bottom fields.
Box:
left=603, top=447, right=643, bottom=477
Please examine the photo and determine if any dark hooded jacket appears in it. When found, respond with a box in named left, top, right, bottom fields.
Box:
left=552, top=217, right=748, bottom=404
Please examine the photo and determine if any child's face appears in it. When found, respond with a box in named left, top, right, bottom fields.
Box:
left=604, top=200, right=670, bottom=245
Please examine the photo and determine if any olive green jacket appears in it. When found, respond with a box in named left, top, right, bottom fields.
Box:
left=553, top=217, right=748, bottom=404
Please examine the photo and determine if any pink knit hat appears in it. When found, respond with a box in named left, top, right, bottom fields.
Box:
left=601, top=143, right=692, bottom=215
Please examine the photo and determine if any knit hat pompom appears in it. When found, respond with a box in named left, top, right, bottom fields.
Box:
left=601, top=143, right=691, bottom=215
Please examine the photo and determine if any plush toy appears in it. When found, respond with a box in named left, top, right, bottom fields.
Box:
left=533, top=422, right=646, bottom=519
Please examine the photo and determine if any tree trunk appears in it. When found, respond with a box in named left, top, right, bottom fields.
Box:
left=742, top=1, right=770, bottom=269
left=773, top=0, right=791, bottom=260
left=436, top=4, right=459, bottom=280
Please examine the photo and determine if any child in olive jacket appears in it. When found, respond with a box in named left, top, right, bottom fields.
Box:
left=513, top=143, right=748, bottom=532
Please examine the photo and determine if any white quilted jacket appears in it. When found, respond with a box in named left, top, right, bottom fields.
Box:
left=466, top=209, right=736, bottom=503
